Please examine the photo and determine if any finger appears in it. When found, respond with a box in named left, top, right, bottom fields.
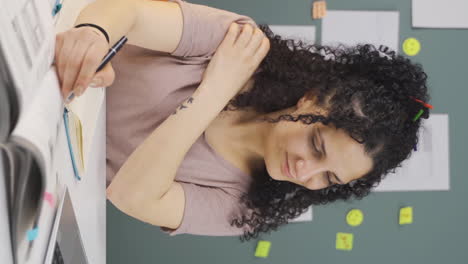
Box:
left=57, top=36, right=75, bottom=89
left=73, top=40, right=109, bottom=95
left=252, top=37, right=270, bottom=65
left=54, top=33, right=64, bottom=67
left=221, top=23, right=240, bottom=48
left=235, top=24, right=254, bottom=48
left=62, top=40, right=93, bottom=99
left=84, top=62, right=115, bottom=91
left=91, top=62, right=115, bottom=88
left=245, top=28, right=265, bottom=57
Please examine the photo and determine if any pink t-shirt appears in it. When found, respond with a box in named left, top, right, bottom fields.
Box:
left=106, top=0, right=258, bottom=236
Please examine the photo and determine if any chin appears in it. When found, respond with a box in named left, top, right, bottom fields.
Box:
left=265, top=163, right=279, bottom=180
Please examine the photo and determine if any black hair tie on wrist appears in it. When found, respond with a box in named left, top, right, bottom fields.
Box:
left=74, top=23, right=110, bottom=44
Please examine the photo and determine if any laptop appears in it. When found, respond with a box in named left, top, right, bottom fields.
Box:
left=50, top=189, right=88, bottom=264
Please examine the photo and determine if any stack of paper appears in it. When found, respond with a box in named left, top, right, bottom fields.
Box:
left=413, top=0, right=468, bottom=29
left=269, top=25, right=316, bottom=46
left=0, top=0, right=65, bottom=260
left=374, top=114, right=450, bottom=192
left=321, top=10, right=400, bottom=53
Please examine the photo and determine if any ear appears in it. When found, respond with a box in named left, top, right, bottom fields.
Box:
left=297, top=92, right=316, bottom=109
left=297, top=93, right=330, bottom=117
left=297, top=96, right=307, bottom=109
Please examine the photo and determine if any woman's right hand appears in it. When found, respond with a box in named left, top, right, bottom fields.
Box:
left=54, top=26, right=116, bottom=102
left=200, top=23, right=270, bottom=100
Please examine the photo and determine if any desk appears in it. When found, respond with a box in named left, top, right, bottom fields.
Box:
left=52, top=0, right=106, bottom=263
left=50, top=97, right=106, bottom=264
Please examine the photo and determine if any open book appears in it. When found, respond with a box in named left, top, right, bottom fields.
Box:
left=1, top=0, right=104, bottom=262
left=0, top=50, right=64, bottom=263
left=0, top=0, right=87, bottom=262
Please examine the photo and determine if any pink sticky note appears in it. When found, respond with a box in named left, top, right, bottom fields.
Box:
left=44, top=192, right=54, bottom=207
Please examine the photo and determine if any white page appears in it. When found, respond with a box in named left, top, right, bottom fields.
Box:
left=413, top=0, right=468, bottom=28
left=0, top=0, right=56, bottom=116
left=374, top=114, right=450, bottom=192
left=8, top=67, right=63, bottom=264
left=11, top=66, right=64, bottom=184
left=269, top=25, right=316, bottom=46
left=289, top=206, right=313, bottom=223
left=24, top=188, right=58, bottom=264
left=322, top=10, right=400, bottom=53
left=43, top=187, right=66, bottom=264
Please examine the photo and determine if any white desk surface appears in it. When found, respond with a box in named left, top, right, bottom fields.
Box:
left=53, top=0, right=106, bottom=263
left=52, top=97, right=106, bottom=264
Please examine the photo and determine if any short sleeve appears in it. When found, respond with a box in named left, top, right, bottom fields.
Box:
left=169, top=0, right=258, bottom=58
left=160, top=182, right=251, bottom=236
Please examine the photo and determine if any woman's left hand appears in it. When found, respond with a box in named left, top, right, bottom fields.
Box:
left=200, top=22, right=270, bottom=99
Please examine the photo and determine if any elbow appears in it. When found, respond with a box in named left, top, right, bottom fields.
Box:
left=106, top=180, right=161, bottom=222
left=106, top=181, right=145, bottom=217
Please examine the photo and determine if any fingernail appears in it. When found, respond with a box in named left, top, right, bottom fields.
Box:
left=89, top=78, right=102, bottom=87
left=65, top=91, right=75, bottom=104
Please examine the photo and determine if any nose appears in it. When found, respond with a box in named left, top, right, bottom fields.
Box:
left=295, top=159, right=327, bottom=184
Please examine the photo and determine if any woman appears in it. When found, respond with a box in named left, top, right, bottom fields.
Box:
left=55, top=0, right=430, bottom=241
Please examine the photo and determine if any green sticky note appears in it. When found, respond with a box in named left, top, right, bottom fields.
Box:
left=399, top=207, right=413, bottom=225
left=336, top=232, right=353, bottom=251
left=255, top=240, right=271, bottom=258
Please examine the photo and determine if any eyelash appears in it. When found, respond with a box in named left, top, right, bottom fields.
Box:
left=311, top=135, right=333, bottom=186
left=310, top=135, right=321, bottom=157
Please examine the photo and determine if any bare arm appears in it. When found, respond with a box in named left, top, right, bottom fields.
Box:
left=74, top=0, right=183, bottom=52
left=106, top=83, right=232, bottom=222
left=101, top=11, right=269, bottom=227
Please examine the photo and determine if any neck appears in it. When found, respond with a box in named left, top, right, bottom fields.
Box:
left=223, top=105, right=295, bottom=174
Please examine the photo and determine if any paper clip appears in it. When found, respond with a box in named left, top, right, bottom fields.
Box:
left=52, top=0, right=62, bottom=16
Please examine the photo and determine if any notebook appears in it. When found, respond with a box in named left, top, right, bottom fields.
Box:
left=63, top=107, right=84, bottom=181
left=0, top=0, right=99, bottom=262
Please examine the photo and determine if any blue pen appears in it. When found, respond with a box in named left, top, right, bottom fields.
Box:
left=66, top=36, right=127, bottom=103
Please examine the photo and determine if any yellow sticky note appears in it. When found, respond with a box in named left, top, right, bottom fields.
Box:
left=346, top=209, right=364, bottom=227
left=403, top=37, right=421, bottom=56
left=255, top=240, right=271, bottom=258
left=336, top=232, right=353, bottom=251
left=399, top=207, right=413, bottom=225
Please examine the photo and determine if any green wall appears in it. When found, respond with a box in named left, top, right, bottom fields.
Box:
left=107, top=0, right=468, bottom=263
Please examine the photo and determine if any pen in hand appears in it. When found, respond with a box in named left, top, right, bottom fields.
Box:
left=65, top=36, right=128, bottom=104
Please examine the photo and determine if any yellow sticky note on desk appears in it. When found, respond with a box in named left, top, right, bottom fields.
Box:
left=336, top=232, right=353, bottom=251
left=255, top=240, right=271, bottom=258
left=399, top=207, right=413, bottom=225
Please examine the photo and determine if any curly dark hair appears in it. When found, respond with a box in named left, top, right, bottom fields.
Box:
left=223, top=24, right=431, bottom=241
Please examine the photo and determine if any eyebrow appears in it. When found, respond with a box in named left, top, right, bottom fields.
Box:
left=317, top=128, right=344, bottom=184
